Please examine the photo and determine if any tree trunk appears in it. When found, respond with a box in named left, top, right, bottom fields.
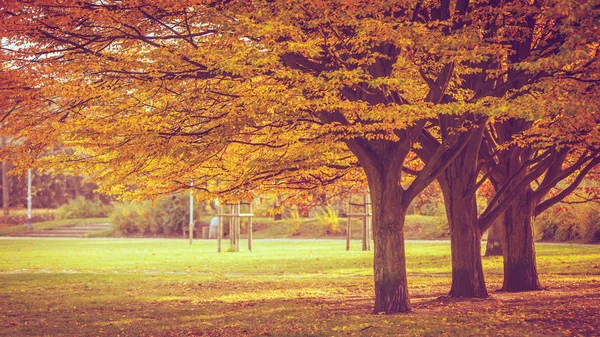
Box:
left=1, top=161, right=8, bottom=216
left=484, top=219, right=503, bottom=257
left=438, top=135, right=488, bottom=298
left=369, top=176, right=411, bottom=313
left=345, top=139, right=414, bottom=313
left=501, top=192, right=542, bottom=291
left=1, top=137, right=8, bottom=216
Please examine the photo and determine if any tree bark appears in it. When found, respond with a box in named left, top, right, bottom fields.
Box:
left=484, top=219, right=503, bottom=257
left=369, top=173, right=411, bottom=313
left=1, top=137, right=8, bottom=216
left=501, top=191, right=542, bottom=291
left=349, top=139, right=412, bottom=314
left=439, top=171, right=488, bottom=298
left=438, top=130, right=488, bottom=298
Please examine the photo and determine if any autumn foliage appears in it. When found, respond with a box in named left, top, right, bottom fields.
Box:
left=1, top=0, right=599, bottom=313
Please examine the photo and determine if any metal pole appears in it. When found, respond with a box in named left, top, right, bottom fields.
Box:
left=26, top=169, right=32, bottom=230
left=189, top=181, right=194, bottom=245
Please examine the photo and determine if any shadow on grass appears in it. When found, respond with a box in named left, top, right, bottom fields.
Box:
left=1, top=273, right=599, bottom=336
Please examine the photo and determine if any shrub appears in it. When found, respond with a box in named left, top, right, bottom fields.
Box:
left=420, top=203, right=446, bottom=217
left=317, top=206, right=341, bottom=234
left=535, top=203, right=600, bottom=243
left=55, top=197, right=112, bottom=220
left=111, top=194, right=208, bottom=235
left=404, top=215, right=449, bottom=240
left=252, top=196, right=279, bottom=217
left=287, top=207, right=301, bottom=236
left=0, top=210, right=55, bottom=228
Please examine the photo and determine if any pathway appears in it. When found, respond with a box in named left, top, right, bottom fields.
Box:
left=8, top=223, right=113, bottom=238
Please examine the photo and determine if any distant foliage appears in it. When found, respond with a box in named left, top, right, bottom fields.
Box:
left=111, top=195, right=209, bottom=235
left=404, top=215, right=449, bottom=240
left=1, top=168, right=109, bottom=209
left=55, top=197, right=112, bottom=220
left=317, top=207, right=341, bottom=234
left=286, top=207, right=302, bottom=236
left=535, top=203, right=600, bottom=243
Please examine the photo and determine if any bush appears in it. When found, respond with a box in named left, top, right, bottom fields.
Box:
left=252, top=196, right=279, bottom=217
left=0, top=210, right=55, bottom=228
left=111, top=194, right=208, bottom=235
left=419, top=203, right=446, bottom=217
left=535, top=203, right=600, bottom=243
left=317, top=206, right=341, bottom=234
left=287, top=207, right=301, bottom=236
left=55, top=197, right=112, bottom=220
left=404, top=215, right=449, bottom=240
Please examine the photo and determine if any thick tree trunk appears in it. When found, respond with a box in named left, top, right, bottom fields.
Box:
left=438, top=134, right=488, bottom=298
left=439, top=176, right=488, bottom=298
left=447, top=200, right=487, bottom=298
left=484, top=219, right=503, bottom=257
left=345, top=138, right=414, bottom=313
left=501, top=192, right=542, bottom=291
left=369, top=178, right=411, bottom=313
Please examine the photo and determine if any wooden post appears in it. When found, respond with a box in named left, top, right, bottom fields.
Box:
left=235, top=202, right=240, bottom=252
left=248, top=202, right=253, bottom=251
left=367, top=192, right=373, bottom=250
left=346, top=192, right=372, bottom=251
left=365, top=193, right=371, bottom=251
left=218, top=205, right=222, bottom=252
left=362, top=193, right=367, bottom=251
left=230, top=204, right=234, bottom=248
left=346, top=197, right=351, bottom=251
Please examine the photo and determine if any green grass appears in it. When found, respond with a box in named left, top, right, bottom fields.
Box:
left=252, top=217, right=327, bottom=238
left=215, top=215, right=448, bottom=240
left=84, top=227, right=115, bottom=238
left=5, top=208, right=55, bottom=216
left=0, top=217, right=111, bottom=236
left=0, top=239, right=599, bottom=336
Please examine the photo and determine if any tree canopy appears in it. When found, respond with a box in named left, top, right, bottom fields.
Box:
left=1, top=0, right=599, bottom=313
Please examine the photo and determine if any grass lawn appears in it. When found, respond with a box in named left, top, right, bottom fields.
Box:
left=200, top=215, right=448, bottom=240
left=0, top=239, right=598, bottom=336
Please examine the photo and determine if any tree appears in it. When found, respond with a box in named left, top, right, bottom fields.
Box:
left=483, top=117, right=600, bottom=291
left=1, top=0, right=598, bottom=313
left=1, top=137, right=8, bottom=215
left=414, top=0, right=599, bottom=297
left=481, top=182, right=503, bottom=257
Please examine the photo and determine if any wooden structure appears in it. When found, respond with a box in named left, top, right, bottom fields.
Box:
left=346, top=192, right=372, bottom=251
left=217, top=201, right=253, bottom=252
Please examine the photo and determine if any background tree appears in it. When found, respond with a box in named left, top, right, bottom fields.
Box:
left=415, top=0, right=599, bottom=297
